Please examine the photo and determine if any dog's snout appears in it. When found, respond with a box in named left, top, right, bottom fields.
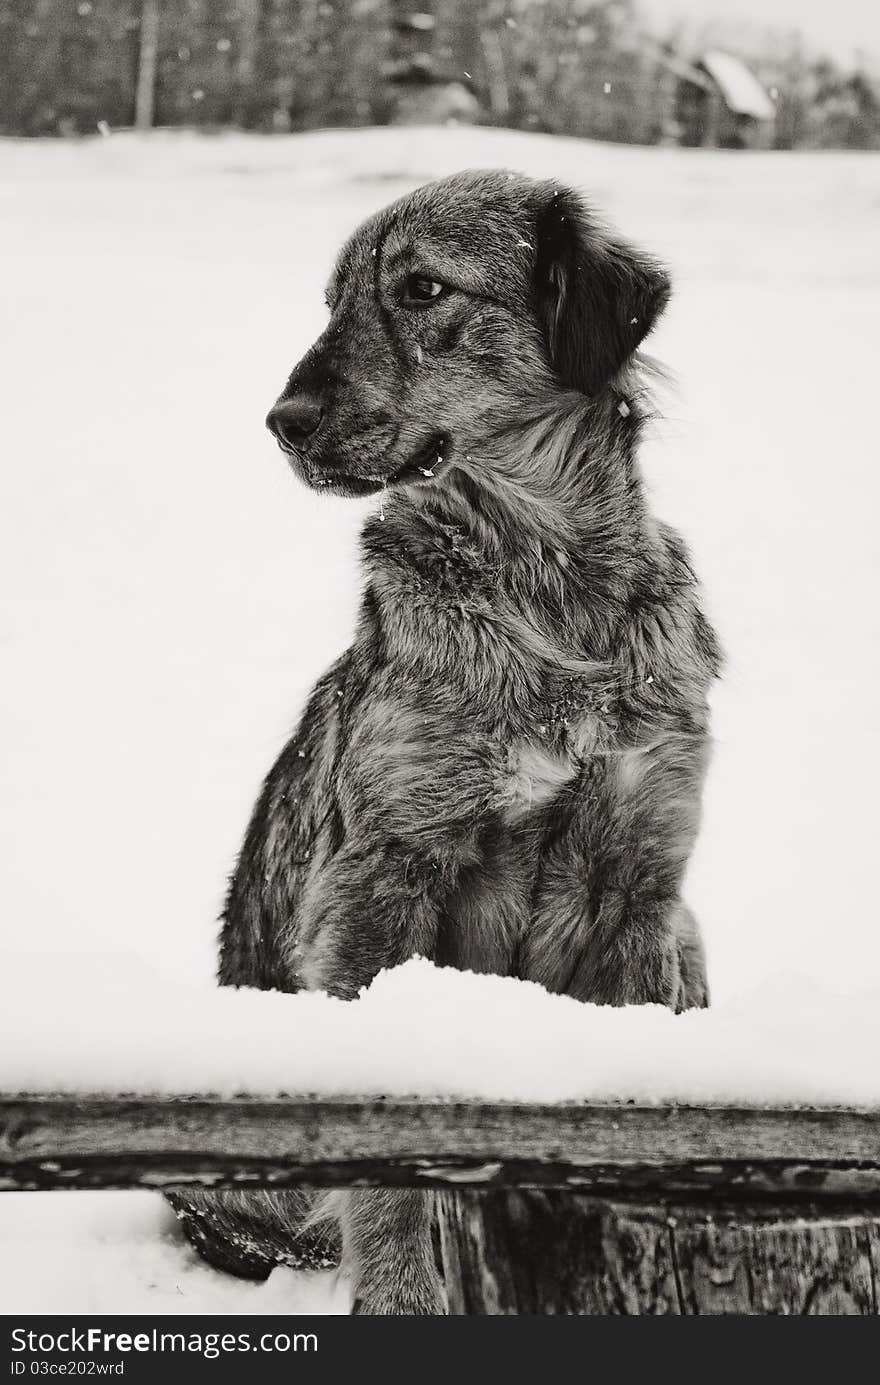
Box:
left=266, top=396, right=324, bottom=452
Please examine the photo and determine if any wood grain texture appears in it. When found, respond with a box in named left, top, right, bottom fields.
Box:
left=438, top=1193, right=681, bottom=1314
left=868, top=1222, right=880, bottom=1312
left=2, top=1096, right=879, bottom=1196
left=437, top=1195, right=880, bottom=1315
left=663, top=1214, right=879, bottom=1314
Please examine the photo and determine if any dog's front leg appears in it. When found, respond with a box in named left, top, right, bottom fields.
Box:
left=294, top=833, right=473, bottom=1315
left=293, top=837, right=466, bottom=1000
left=564, top=889, right=683, bottom=1007
left=345, top=1189, right=444, bottom=1316
left=524, top=732, right=710, bottom=1010
left=528, top=859, right=689, bottom=1009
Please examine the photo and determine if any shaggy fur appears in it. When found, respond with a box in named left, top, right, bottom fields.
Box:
left=168, top=170, right=721, bottom=1314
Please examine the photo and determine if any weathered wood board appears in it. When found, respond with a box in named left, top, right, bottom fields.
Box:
left=436, top=1193, right=880, bottom=1314
left=2, top=1096, right=879, bottom=1198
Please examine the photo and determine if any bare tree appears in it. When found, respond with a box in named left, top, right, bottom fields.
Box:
left=134, top=0, right=160, bottom=131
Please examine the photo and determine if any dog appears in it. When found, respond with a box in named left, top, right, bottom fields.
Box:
left=169, top=169, right=721, bottom=1314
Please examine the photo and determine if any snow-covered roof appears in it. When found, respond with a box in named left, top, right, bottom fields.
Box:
left=658, top=50, right=713, bottom=90
left=700, top=49, right=776, bottom=120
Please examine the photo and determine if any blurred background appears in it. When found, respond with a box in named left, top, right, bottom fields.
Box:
left=1, top=0, right=879, bottom=149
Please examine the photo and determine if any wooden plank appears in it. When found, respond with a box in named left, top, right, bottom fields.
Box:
left=868, top=1222, right=880, bottom=1312
left=437, top=1193, right=682, bottom=1314
left=671, top=1215, right=878, bottom=1314
left=437, top=1195, right=880, bottom=1315
left=2, top=1096, right=879, bottom=1197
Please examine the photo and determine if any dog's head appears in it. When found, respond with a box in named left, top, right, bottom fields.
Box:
left=267, top=170, right=670, bottom=498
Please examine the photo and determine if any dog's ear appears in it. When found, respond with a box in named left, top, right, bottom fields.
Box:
left=534, top=185, right=671, bottom=395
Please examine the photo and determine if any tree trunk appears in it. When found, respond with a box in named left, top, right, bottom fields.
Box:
left=134, top=0, right=160, bottom=132
left=387, top=0, right=436, bottom=124
left=233, top=0, right=262, bottom=129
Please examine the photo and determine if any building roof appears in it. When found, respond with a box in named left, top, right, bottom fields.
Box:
left=656, top=48, right=713, bottom=90
left=700, top=49, right=776, bottom=120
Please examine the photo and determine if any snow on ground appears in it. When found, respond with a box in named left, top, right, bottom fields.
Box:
left=0, top=1192, right=349, bottom=1315
left=1, top=126, right=879, bottom=1312
left=3, top=952, right=880, bottom=1108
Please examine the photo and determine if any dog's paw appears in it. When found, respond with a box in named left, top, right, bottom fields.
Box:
left=676, top=969, right=710, bottom=1011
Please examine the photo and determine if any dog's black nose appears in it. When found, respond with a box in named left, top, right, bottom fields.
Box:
left=266, top=396, right=324, bottom=451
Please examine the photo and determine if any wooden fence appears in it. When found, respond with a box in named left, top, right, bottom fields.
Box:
left=2, top=1094, right=879, bottom=1314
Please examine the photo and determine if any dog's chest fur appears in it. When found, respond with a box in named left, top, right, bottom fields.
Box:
left=324, top=485, right=715, bottom=976
left=352, top=500, right=623, bottom=828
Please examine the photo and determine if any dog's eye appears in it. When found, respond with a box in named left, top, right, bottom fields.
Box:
left=403, top=275, right=446, bottom=305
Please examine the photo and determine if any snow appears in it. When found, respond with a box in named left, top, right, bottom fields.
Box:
left=0, top=1193, right=348, bottom=1316
left=2, top=952, right=880, bottom=1108
left=1, top=124, right=879, bottom=1310
left=700, top=50, right=776, bottom=121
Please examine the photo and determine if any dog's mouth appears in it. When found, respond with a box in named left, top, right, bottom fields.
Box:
left=293, top=435, right=451, bottom=499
